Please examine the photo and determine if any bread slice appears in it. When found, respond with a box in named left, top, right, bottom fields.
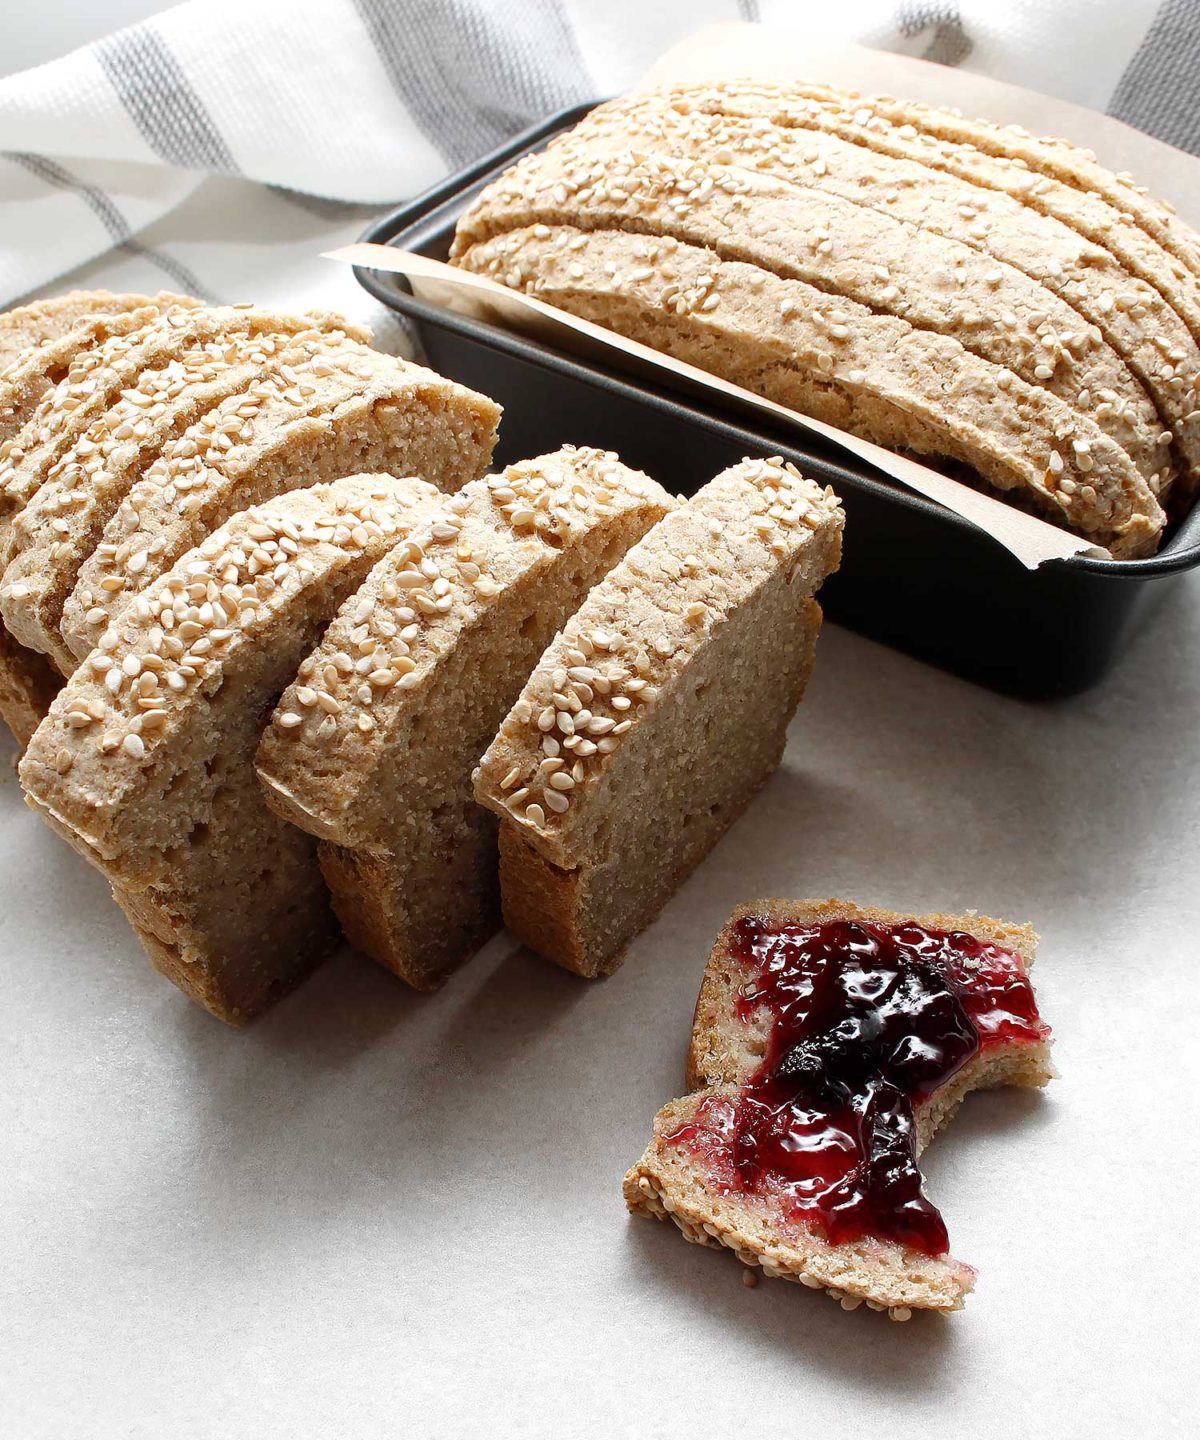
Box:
left=456, top=224, right=1165, bottom=555
left=256, top=446, right=673, bottom=989
left=60, top=349, right=501, bottom=661
left=0, top=290, right=171, bottom=374
left=454, top=140, right=1170, bottom=494
left=0, top=293, right=197, bottom=445
left=567, top=95, right=1200, bottom=501
left=0, top=627, right=62, bottom=749
left=474, top=458, right=843, bottom=978
left=0, top=313, right=371, bottom=675
left=19, top=474, right=448, bottom=1025
left=624, top=898, right=1054, bottom=1318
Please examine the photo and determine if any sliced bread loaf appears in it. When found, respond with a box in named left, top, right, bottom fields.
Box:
left=454, top=141, right=1170, bottom=494
left=60, top=348, right=501, bottom=661
left=474, top=458, right=843, bottom=979
left=0, top=314, right=370, bottom=675
left=625, top=898, right=1053, bottom=1318
left=456, top=224, right=1166, bottom=555
left=19, top=474, right=449, bottom=1025
left=564, top=95, right=1200, bottom=499
left=256, top=446, right=673, bottom=990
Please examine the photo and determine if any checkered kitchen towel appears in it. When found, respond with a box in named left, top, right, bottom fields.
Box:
left=2, top=0, right=1199, bottom=331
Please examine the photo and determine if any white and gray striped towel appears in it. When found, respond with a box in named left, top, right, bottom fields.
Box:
left=2, top=0, right=1199, bottom=334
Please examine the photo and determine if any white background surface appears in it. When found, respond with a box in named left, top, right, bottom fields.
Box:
left=4, top=584, right=1198, bottom=1438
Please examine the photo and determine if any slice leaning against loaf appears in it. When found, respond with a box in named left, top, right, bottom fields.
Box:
left=256, top=446, right=673, bottom=990
left=19, top=474, right=449, bottom=1026
left=60, top=348, right=501, bottom=661
left=474, top=457, right=843, bottom=980
left=456, top=225, right=1165, bottom=556
left=0, top=315, right=370, bottom=675
left=565, top=95, right=1200, bottom=500
left=625, top=898, right=1054, bottom=1318
left=0, top=292, right=197, bottom=445
left=453, top=141, right=1170, bottom=494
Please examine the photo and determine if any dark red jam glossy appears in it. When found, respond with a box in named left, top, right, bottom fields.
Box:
left=668, top=916, right=1048, bottom=1256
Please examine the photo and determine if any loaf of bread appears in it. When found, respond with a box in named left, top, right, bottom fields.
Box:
left=625, top=899, right=1054, bottom=1317
left=451, top=79, right=1200, bottom=548
left=474, top=458, right=843, bottom=978
left=19, top=475, right=453, bottom=1024
left=257, top=446, right=672, bottom=990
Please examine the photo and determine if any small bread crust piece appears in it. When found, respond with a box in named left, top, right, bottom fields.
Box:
left=19, top=474, right=445, bottom=1025
left=475, top=457, right=843, bottom=978
left=256, top=446, right=672, bottom=990
left=624, top=898, right=1054, bottom=1319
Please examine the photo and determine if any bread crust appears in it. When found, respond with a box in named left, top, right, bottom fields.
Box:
left=625, top=897, right=1054, bottom=1318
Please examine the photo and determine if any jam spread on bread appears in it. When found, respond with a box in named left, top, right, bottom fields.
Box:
left=666, top=916, right=1048, bottom=1256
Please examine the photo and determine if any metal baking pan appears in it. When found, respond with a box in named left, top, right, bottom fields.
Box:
left=354, top=103, right=1200, bottom=699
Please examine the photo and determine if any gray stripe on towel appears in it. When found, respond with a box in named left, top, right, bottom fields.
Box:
left=1109, top=0, right=1200, bottom=155
left=354, top=0, right=594, bottom=169
left=7, top=153, right=217, bottom=301
left=96, top=24, right=239, bottom=172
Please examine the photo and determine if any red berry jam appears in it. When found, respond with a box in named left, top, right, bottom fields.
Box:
left=667, top=915, right=1049, bottom=1256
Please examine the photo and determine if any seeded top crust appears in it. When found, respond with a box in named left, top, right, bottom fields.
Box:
left=61, top=342, right=499, bottom=660
left=546, top=92, right=1200, bottom=498
left=453, top=138, right=1171, bottom=495
left=616, top=83, right=1200, bottom=345
left=457, top=224, right=1165, bottom=554
left=0, top=303, right=369, bottom=535
left=19, top=473, right=441, bottom=858
left=474, top=457, right=843, bottom=869
left=625, top=897, right=1054, bottom=1319
left=0, top=312, right=371, bottom=671
left=0, top=293, right=197, bottom=446
left=0, top=291, right=162, bottom=374
left=257, top=445, right=674, bottom=840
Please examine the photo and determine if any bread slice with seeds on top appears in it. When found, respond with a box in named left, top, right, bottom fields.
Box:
left=474, top=457, right=843, bottom=980
left=0, top=290, right=174, bottom=374
left=60, top=349, right=500, bottom=661
left=256, top=446, right=673, bottom=990
left=455, top=225, right=1165, bottom=556
left=625, top=898, right=1054, bottom=1319
left=0, top=293, right=197, bottom=445
left=0, top=312, right=373, bottom=675
left=19, top=474, right=450, bottom=1025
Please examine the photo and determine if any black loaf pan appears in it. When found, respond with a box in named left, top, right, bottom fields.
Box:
left=354, top=103, right=1200, bottom=699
